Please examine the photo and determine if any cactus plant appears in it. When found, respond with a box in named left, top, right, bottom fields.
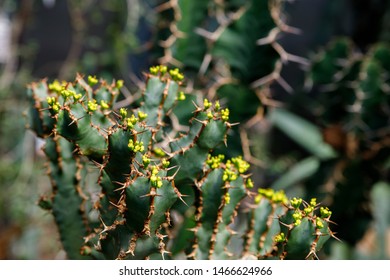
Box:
left=265, top=38, right=390, bottom=252
left=153, top=0, right=307, bottom=160
left=26, top=66, right=335, bottom=259
left=144, top=1, right=390, bottom=256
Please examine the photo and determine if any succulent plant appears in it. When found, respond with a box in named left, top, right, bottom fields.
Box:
left=26, top=66, right=335, bottom=259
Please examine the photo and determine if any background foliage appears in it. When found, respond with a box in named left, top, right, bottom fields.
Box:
left=0, top=0, right=389, bottom=259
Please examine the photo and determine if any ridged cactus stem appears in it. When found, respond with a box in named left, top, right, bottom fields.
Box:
left=27, top=66, right=335, bottom=260
left=41, top=136, right=91, bottom=259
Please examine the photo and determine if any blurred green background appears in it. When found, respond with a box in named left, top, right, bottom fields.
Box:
left=0, top=0, right=389, bottom=259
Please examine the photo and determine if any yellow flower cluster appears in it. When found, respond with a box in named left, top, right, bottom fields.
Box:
left=246, top=178, right=254, bottom=188
left=128, top=139, right=144, bottom=153
left=88, top=75, right=98, bottom=86
left=150, top=166, right=163, bottom=188
left=119, top=108, right=127, bottom=118
left=231, top=156, right=250, bottom=174
left=320, top=207, right=332, bottom=218
left=142, top=155, right=151, bottom=167
left=149, top=65, right=167, bottom=75
left=87, top=100, right=98, bottom=112
left=169, top=68, right=184, bottom=81
left=162, top=159, right=170, bottom=168
left=274, top=232, right=286, bottom=243
left=100, top=100, right=109, bottom=110
left=206, top=154, right=225, bottom=169
left=138, top=111, right=148, bottom=121
left=292, top=211, right=303, bottom=226
left=126, top=115, right=138, bottom=129
left=203, top=98, right=212, bottom=109
left=221, top=108, right=229, bottom=122
left=48, top=80, right=63, bottom=93
left=290, top=197, right=302, bottom=209
left=177, top=91, right=186, bottom=101
left=222, top=156, right=251, bottom=182
left=225, top=193, right=231, bottom=204
left=46, top=96, right=61, bottom=113
left=153, top=148, right=166, bottom=157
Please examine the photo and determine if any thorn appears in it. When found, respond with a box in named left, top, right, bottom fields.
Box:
left=281, top=24, right=302, bottom=35
left=134, top=128, right=149, bottom=136
left=38, top=107, right=51, bottom=112
left=108, top=200, right=121, bottom=209
left=246, top=190, right=257, bottom=198
left=256, top=27, right=280, bottom=45
left=91, top=159, right=105, bottom=173
left=194, top=28, right=217, bottom=41
left=99, top=126, right=110, bottom=135
left=278, top=220, right=294, bottom=230
left=228, top=122, right=240, bottom=127
left=125, top=249, right=135, bottom=256
left=160, top=146, right=174, bottom=157
left=112, top=180, right=127, bottom=187
left=170, top=180, right=188, bottom=206
left=326, top=219, right=338, bottom=226
left=140, top=192, right=162, bottom=198
left=154, top=1, right=173, bottom=13
left=166, top=165, right=181, bottom=181
left=112, top=181, right=130, bottom=192
left=166, top=165, right=178, bottom=172
left=247, top=203, right=259, bottom=209
left=275, top=76, right=293, bottom=94
left=315, top=231, right=329, bottom=237
left=72, top=148, right=82, bottom=157
left=193, top=118, right=207, bottom=125
left=191, top=100, right=202, bottom=111
left=250, top=73, right=275, bottom=89
left=305, top=250, right=319, bottom=260
left=272, top=41, right=309, bottom=65
left=187, top=227, right=198, bottom=233
left=198, top=53, right=212, bottom=76
left=177, top=195, right=188, bottom=206
left=194, top=180, right=202, bottom=190
left=330, top=231, right=342, bottom=242
left=99, top=217, right=110, bottom=234
left=157, top=233, right=169, bottom=239
left=68, top=115, right=85, bottom=127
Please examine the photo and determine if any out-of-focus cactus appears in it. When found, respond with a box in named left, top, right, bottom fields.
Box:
left=154, top=0, right=306, bottom=160
left=267, top=38, right=390, bottom=251
left=26, top=66, right=334, bottom=259
left=158, top=0, right=300, bottom=84
left=144, top=1, right=390, bottom=258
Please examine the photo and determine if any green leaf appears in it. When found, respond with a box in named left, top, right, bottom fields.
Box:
left=271, top=157, right=320, bottom=190
left=269, top=108, right=337, bottom=160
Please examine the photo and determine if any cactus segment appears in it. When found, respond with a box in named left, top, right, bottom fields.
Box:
left=43, top=137, right=91, bottom=259
left=242, top=189, right=333, bottom=260
left=104, top=129, right=134, bottom=183
left=170, top=145, right=208, bottom=184
left=26, top=83, right=56, bottom=137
